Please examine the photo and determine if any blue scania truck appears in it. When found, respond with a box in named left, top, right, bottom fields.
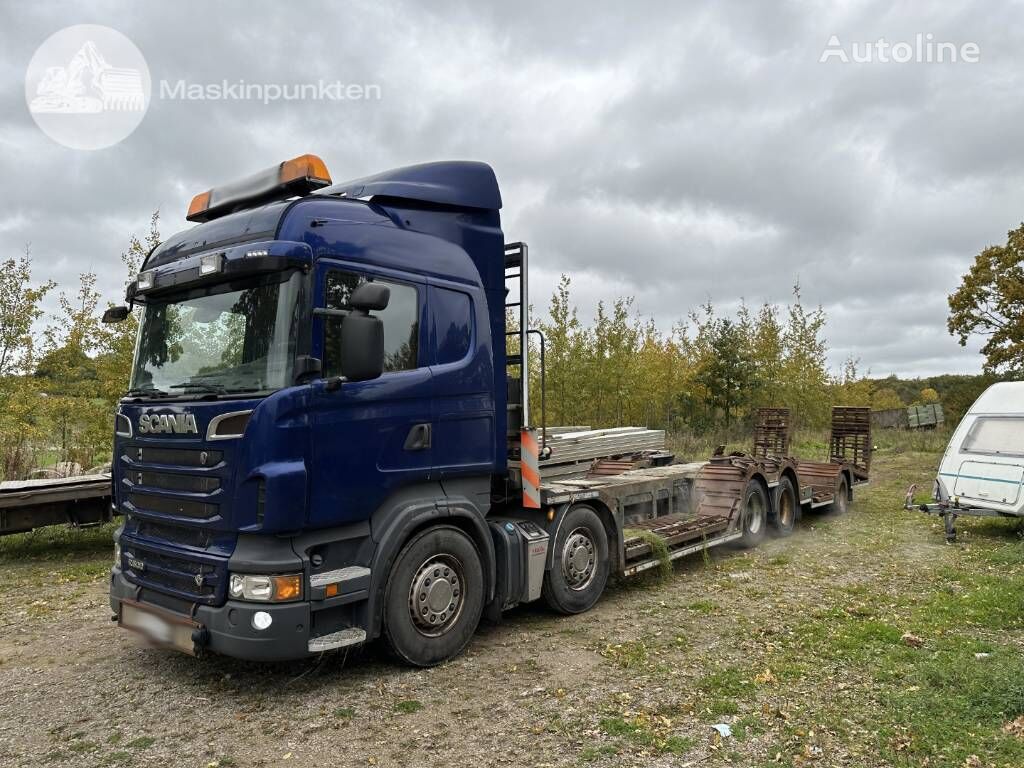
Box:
left=107, top=155, right=870, bottom=666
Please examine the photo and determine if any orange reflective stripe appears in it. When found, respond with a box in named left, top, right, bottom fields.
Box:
left=521, top=463, right=541, bottom=490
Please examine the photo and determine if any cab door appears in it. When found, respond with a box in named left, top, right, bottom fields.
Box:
left=307, top=260, right=433, bottom=528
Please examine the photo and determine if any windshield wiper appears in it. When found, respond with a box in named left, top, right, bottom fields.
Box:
left=124, top=387, right=173, bottom=399
left=168, top=381, right=228, bottom=394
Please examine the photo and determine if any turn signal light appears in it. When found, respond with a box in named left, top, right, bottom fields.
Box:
left=272, top=574, right=302, bottom=601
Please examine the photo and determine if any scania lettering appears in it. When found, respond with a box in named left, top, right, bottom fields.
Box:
left=106, top=154, right=870, bottom=665
left=137, top=413, right=199, bottom=435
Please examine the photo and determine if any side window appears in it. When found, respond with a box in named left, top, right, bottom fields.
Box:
left=433, top=287, right=472, bottom=364
left=323, top=270, right=419, bottom=377
left=961, top=416, right=1024, bottom=457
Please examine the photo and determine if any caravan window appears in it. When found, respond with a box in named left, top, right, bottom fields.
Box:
left=961, top=417, right=1024, bottom=458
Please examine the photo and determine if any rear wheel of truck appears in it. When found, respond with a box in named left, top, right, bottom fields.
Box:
left=770, top=476, right=799, bottom=537
left=543, top=505, right=609, bottom=615
left=739, top=479, right=768, bottom=548
left=383, top=526, right=484, bottom=667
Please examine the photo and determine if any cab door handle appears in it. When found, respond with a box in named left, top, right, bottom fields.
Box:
left=403, top=423, right=432, bottom=451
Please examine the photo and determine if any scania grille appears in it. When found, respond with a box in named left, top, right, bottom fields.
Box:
left=127, top=470, right=221, bottom=493
left=127, top=492, right=216, bottom=519
left=126, top=446, right=223, bottom=468
left=122, top=542, right=223, bottom=603
left=135, top=519, right=214, bottom=549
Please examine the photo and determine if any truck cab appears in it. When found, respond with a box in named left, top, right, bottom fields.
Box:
left=109, top=156, right=521, bottom=665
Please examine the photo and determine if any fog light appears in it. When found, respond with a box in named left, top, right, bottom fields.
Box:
left=199, top=253, right=223, bottom=275
left=252, top=611, right=273, bottom=631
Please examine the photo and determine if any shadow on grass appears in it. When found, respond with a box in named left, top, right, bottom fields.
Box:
left=0, top=520, right=118, bottom=564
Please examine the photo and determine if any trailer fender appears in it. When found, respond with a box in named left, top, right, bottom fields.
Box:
left=544, top=498, right=621, bottom=574
left=365, top=487, right=496, bottom=641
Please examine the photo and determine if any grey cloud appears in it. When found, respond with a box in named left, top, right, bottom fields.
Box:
left=1, top=0, right=1019, bottom=377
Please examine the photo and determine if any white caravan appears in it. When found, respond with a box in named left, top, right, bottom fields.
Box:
left=907, top=382, right=1024, bottom=540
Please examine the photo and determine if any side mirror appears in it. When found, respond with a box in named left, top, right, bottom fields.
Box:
left=339, top=311, right=385, bottom=382
left=350, top=282, right=390, bottom=312
left=102, top=305, right=130, bottom=324
left=293, top=355, right=322, bottom=384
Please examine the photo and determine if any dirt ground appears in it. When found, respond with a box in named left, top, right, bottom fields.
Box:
left=2, top=446, right=1023, bottom=768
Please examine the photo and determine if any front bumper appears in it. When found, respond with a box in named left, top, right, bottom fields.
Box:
left=110, top=569, right=355, bottom=661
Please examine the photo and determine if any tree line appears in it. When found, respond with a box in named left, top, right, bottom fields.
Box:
left=1, top=212, right=1015, bottom=481
left=0, top=215, right=155, bottom=479
left=523, top=275, right=941, bottom=437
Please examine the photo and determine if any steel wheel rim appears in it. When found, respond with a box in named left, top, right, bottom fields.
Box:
left=409, top=554, right=465, bottom=637
left=746, top=491, right=764, bottom=535
left=562, top=527, right=597, bottom=591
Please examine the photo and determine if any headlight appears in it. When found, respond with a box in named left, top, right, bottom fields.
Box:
left=228, top=573, right=302, bottom=602
left=114, top=542, right=122, bottom=567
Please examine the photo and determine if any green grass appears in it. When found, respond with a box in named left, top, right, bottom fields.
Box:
left=598, top=715, right=693, bottom=755
left=394, top=700, right=424, bottom=714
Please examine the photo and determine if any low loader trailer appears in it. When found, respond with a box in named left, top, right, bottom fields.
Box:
left=103, top=155, right=870, bottom=665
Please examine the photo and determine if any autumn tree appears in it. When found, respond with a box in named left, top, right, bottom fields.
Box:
left=948, top=223, right=1024, bottom=374
left=0, top=249, right=55, bottom=479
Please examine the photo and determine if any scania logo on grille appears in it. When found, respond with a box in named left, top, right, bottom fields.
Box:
left=194, top=573, right=205, bottom=588
left=138, top=413, right=198, bottom=435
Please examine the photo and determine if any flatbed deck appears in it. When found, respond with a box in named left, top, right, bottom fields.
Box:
left=0, top=474, right=112, bottom=536
left=516, top=407, right=871, bottom=579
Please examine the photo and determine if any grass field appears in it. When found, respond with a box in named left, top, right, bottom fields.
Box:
left=1, top=431, right=1023, bottom=767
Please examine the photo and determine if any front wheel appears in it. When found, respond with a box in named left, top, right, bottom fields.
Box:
left=739, top=479, right=768, bottom=548
left=383, top=526, right=484, bottom=667
left=543, top=505, right=610, bottom=615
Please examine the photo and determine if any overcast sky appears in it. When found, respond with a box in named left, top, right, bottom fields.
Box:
left=1, top=0, right=1020, bottom=378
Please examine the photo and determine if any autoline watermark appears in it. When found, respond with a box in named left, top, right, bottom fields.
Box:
left=820, top=33, right=981, bottom=64
left=160, top=78, right=382, bottom=105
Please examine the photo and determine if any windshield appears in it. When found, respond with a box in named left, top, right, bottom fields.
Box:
left=130, top=272, right=303, bottom=396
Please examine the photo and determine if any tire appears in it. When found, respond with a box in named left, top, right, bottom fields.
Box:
left=770, top=476, right=800, bottom=537
left=831, top=475, right=850, bottom=515
left=382, top=526, right=484, bottom=667
left=739, top=479, right=768, bottom=548
left=542, top=505, right=610, bottom=615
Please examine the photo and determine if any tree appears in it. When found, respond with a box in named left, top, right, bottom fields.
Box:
left=0, top=248, right=55, bottom=378
left=779, top=283, right=831, bottom=430
left=871, top=387, right=904, bottom=411
left=920, top=387, right=940, bottom=403
left=0, top=249, right=55, bottom=479
left=948, top=223, right=1024, bottom=374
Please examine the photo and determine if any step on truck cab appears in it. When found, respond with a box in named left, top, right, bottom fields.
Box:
left=107, top=155, right=870, bottom=666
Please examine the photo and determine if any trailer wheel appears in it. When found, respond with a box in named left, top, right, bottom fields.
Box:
left=382, top=526, right=484, bottom=667
left=831, top=475, right=850, bottom=515
left=543, top=505, right=609, bottom=615
left=740, top=479, right=768, bottom=548
left=770, top=476, right=800, bottom=537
